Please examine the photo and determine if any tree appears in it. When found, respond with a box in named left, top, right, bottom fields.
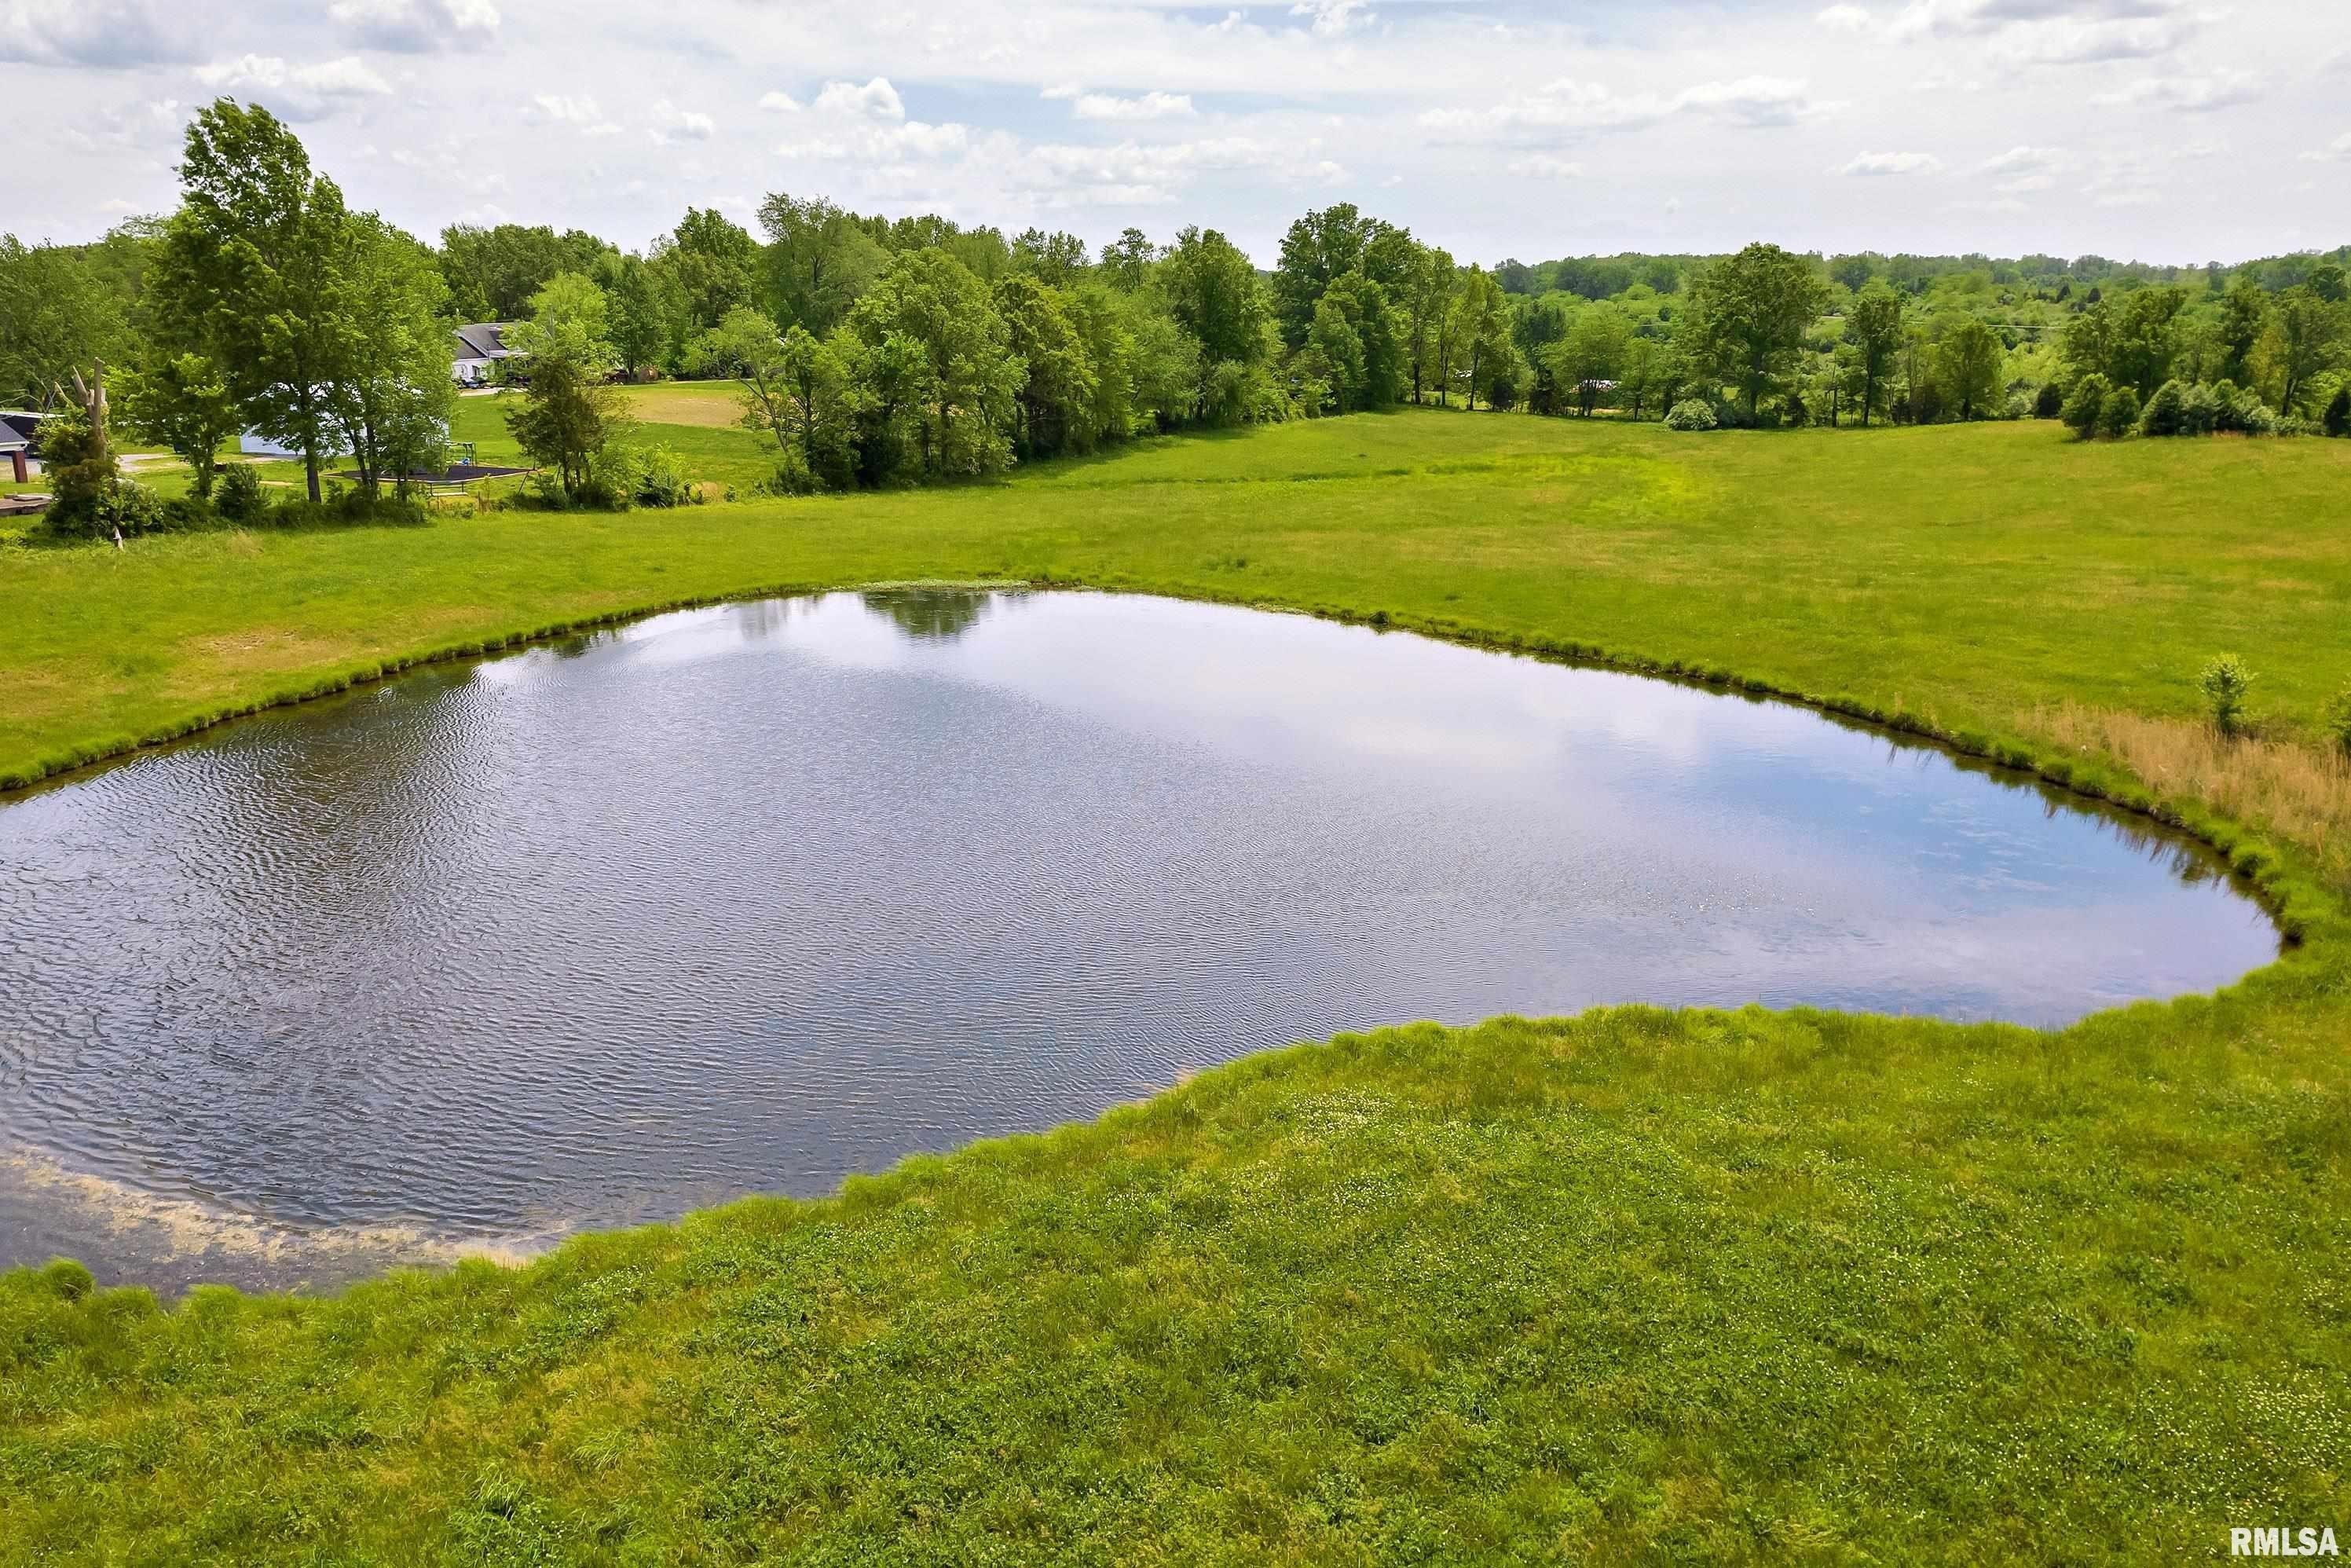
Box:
left=119, top=351, right=238, bottom=500
left=1160, top=227, right=1273, bottom=419
left=2063, top=286, right=2184, bottom=399
left=1936, top=318, right=2005, bottom=421
left=2060, top=372, right=2111, bottom=439
left=152, top=99, right=356, bottom=504
left=1273, top=203, right=1392, bottom=349
left=1448, top=266, right=1512, bottom=411
left=437, top=224, right=612, bottom=321
left=845, top=249, right=1021, bottom=477
left=1404, top=246, right=1459, bottom=405
left=523, top=272, right=614, bottom=361
left=2215, top=279, right=2270, bottom=386
left=1012, top=228, right=1089, bottom=288
left=326, top=216, right=454, bottom=496
left=1306, top=271, right=1403, bottom=412
left=2261, top=286, right=2346, bottom=413
left=757, top=192, right=888, bottom=336
left=1843, top=282, right=1904, bottom=427
left=593, top=251, right=686, bottom=379
left=0, top=235, right=135, bottom=408
left=1098, top=228, right=1158, bottom=292
left=657, top=207, right=761, bottom=335
left=1683, top=243, right=1831, bottom=422
left=1551, top=307, right=1630, bottom=416
left=994, top=272, right=1099, bottom=454
left=699, top=306, right=853, bottom=489
left=504, top=284, right=624, bottom=500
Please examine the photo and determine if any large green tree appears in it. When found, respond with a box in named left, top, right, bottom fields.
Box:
left=118, top=351, right=238, bottom=499
left=845, top=250, right=1021, bottom=477
left=0, top=235, right=138, bottom=408
left=437, top=224, right=613, bottom=322
left=656, top=208, right=762, bottom=335
left=1272, top=203, right=1401, bottom=350
left=330, top=216, right=456, bottom=496
left=757, top=193, right=888, bottom=336
left=1936, top=317, right=2005, bottom=421
left=1842, top=281, right=1904, bottom=427
left=151, top=99, right=357, bottom=504
left=994, top=273, right=1098, bottom=456
left=1683, top=243, right=1833, bottom=422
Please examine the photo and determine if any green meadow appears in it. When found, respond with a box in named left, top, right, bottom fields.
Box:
left=4, top=407, right=2350, bottom=1563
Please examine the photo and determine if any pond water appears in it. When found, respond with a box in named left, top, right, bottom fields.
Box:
left=0, top=590, right=2278, bottom=1292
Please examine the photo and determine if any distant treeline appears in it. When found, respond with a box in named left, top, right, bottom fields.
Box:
left=4, top=97, right=2348, bottom=515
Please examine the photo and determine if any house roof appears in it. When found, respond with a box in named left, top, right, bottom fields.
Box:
left=0, top=412, right=35, bottom=449
left=452, top=324, right=510, bottom=360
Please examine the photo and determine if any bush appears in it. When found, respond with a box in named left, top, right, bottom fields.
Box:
left=2325, top=387, right=2350, bottom=438
left=2325, top=686, right=2351, bottom=758
left=2060, top=374, right=2111, bottom=439
left=2033, top=382, right=2064, bottom=419
left=1663, top=399, right=1718, bottom=431
left=2097, top=384, right=2140, bottom=439
left=625, top=445, right=700, bottom=509
left=2199, top=653, right=2254, bottom=737
left=2138, top=379, right=2189, bottom=437
left=2180, top=383, right=2219, bottom=436
left=215, top=463, right=265, bottom=522
left=2003, top=390, right=2034, bottom=420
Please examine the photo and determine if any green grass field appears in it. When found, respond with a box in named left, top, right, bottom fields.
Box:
left=3, top=408, right=2349, bottom=1563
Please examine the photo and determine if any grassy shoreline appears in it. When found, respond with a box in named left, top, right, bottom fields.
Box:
left=5, top=408, right=2350, bottom=1562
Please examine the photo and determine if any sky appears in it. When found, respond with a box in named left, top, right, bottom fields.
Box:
left=5, top=0, right=2347, bottom=268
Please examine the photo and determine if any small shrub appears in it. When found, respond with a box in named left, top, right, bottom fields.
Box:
left=624, top=445, right=698, bottom=509
left=2033, top=382, right=2064, bottom=419
left=216, top=463, right=265, bottom=522
left=2097, top=384, right=2140, bottom=439
left=2003, top=390, right=2033, bottom=420
left=1663, top=399, right=1718, bottom=431
left=2322, top=686, right=2351, bottom=757
left=2138, top=379, right=2188, bottom=437
left=2061, top=374, right=2111, bottom=439
left=2324, top=387, right=2350, bottom=438
left=2199, top=653, right=2254, bottom=737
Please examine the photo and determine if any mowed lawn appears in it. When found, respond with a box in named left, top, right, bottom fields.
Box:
left=3, top=408, right=2350, bottom=1563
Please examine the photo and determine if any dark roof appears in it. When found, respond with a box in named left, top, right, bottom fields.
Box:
left=0, top=412, right=36, bottom=447
left=452, top=324, right=509, bottom=359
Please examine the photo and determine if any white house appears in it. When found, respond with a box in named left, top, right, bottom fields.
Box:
left=452, top=323, right=512, bottom=386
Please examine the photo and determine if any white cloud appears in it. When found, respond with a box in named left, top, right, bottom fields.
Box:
left=652, top=100, right=716, bottom=144
left=813, top=77, right=906, bottom=121
left=0, top=0, right=196, bottom=67
left=1837, top=150, right=1943, bottom=175
left=1506, top=154, right=1584, bottom=178
left=1073, top=91, right=1196, bottom=122
left=1291, top=0, right=1373, bottom=38
left=1678, top=76, right=1845, bottom=126
left=1977, top=144, right=2062, bottom=174
left=1892, top=0, right=2198, bottom=63
left=327, top=0, right=500, bottom=53
left=2092, top=71, right=2261, bottom=112
left=193, top=54, right=393, bottom=119
left=1423, top=75, right=1840, bottom=137
left=2301, top=130, right=2351, bottom=163
left=758, top=91, right=801, bottom=113
left=1816, top=5, right=1873, bottom=32
left=525, top=93, right=624, bottom=136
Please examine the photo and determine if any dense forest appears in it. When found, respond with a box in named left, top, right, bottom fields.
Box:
left=4, top=97, right=2347, bottom=524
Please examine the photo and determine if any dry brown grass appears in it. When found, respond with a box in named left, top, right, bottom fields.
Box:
left=2032, top=701, right=2351, bottom=887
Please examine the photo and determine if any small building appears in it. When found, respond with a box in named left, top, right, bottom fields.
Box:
left=0, top=412, right=35, bottom=482
left=452, top=324, right=512, bottom=386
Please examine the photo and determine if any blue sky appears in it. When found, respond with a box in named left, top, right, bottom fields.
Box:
left=5, top=0, right=2346, bottom=265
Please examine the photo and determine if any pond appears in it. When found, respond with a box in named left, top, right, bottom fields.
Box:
left=0, top=590, right=2279, bottom=1292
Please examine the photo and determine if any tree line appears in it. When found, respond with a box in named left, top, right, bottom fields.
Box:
left=5, top=97, right=2348, bottom=530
